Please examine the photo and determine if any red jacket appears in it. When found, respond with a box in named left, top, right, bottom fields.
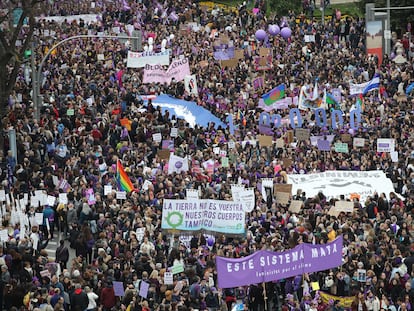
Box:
left=100, top=286, right=116, bottom=308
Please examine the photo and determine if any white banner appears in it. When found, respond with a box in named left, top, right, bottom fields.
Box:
left=126, top=50, right=170, bottom=68
left=36, top=14, right=100, bottom=24
left=288, top=171, right=395, bottom=203
left=161, top=199, right=245, bottom=234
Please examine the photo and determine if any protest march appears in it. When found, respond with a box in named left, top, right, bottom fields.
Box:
left=0, top=0, right=414, bottom=310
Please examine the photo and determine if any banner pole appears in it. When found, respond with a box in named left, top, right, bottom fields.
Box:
left=263, top=282, right=268, bottom=311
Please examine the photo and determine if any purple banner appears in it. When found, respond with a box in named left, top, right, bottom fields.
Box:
left=216, top=236, right=343, bottom=288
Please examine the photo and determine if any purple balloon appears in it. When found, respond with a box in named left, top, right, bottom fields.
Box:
left=268, top=24, right=280, bottom=36
left=280, top=27, right=292, bottom=39
left=255, top=29, right=267, bottom=41
left=207, top=237, right=215, bottom=247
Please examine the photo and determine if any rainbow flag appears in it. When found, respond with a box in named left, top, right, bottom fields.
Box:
left=116, top=160, right=134, bottom=192
left=262, top=84, right=285, bottom=106
left=356, top=93, right=365, bottom=112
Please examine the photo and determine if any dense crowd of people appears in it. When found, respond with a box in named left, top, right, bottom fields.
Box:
left=1, top=0, right=414, bottom=310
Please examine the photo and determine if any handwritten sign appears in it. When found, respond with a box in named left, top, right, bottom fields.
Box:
left=289, top=200, right=303, bottom=213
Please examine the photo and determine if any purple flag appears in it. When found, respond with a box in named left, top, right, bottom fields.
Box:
left=317, top=139, right=331, bottom=151
left=216, top=236, right=343, bottom=288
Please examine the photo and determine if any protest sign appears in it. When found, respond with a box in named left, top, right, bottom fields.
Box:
left=334, top=143, right=349, bottom=153
left=353, top=138, right=365, bottom=147
left=161, top=199, right=245, bottom=234
left=289, top=200, right=303, bottom=213
left=334, top=200, right=354, bottom=213
left=139, top=281, right=149, bottom=298
left=216, top=236, right=343, bottom=288
left=276, top=192, right=290, bottom=205
left=274, top=184, right=292, bottom=194
left=377, top=138, right=395, bottom=152
left=295, top=128, right=310, bottom=141
left=164, top=272, right=173, bottom=285
left=113, top=281, right=125, bottom=297
left=341, top=134, right=351, bottom=143
left=116, top=191, right=127, bottom=200
left=220, top=58, right=238, bottom=68
left=157, top=149, right=171, bottom=160
left=317, top=140, right=331, bottom=151
left=258, top=135, right=273, bottom=147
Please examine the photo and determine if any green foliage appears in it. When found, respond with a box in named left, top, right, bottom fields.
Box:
left=268, top=0, right=302, bottom=16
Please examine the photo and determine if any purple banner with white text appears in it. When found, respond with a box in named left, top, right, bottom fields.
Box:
left=216, top=236, right=343, bottom=288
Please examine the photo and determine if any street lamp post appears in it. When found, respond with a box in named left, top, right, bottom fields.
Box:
left=34, top=34, right=141, bottom=121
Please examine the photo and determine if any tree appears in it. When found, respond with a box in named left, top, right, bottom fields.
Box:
left=0, top=0, right=44, bottom=154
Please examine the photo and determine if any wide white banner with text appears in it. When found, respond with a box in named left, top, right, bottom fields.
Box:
left=126, top=50, right=170, bottom=68
left=288, top=171, right=395, bottom=203
left=161, top=199, right=245, bottom=234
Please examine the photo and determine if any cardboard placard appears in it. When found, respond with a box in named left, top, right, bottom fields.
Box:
left=295, top=128, right=310, bottom=141
left=259, top=47, right=270, bottom=56
left=234, top=49, right=244, bottom=60
left=289, top=200, right=303, bottom=213
left=341, top=134, right=351, bottom=143
left=276, top=138, right=284, bottom=148
left=258, top=135, right=273, bottom=147
left=328, top=206, right=341, bottom=217
left=286, top=130, right=294, bottom=143
left=220, top=35, right=230, bottom=44
left=199, top=60, right=209, bottom=68
left=334, top=200, right=354, bottom=213
left=275, top=192, right=290, bottom=205
left=274, top=184, right=292, bottom=194
left=282, top=158, right=293, bottom=168
left=220, top=59, right=238, bottom=68
left=157, top=149, right=171, bottom=160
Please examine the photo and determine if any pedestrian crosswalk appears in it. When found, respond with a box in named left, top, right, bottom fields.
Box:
left=44, top=238, right=58, bottom=261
